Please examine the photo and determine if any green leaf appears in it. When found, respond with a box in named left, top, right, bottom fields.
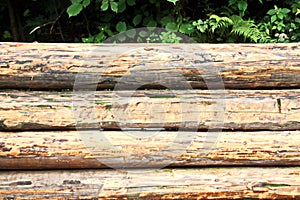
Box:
left=290, top=22, right=296, bottom=29
left=106, top=29, right=114, bottom=36
left=3, top=30, right=11, bottom=39
left=82, top=0, right=91, bottom=8
left=267, top=9, right=276, bottom=15
left=277, top=13, right=283, bottom=19
left=179, top=23, right=194, bottom=34
left=146, top=27, right=156, bottom=32
left=95, top=32, right=106, bottom=42
left=125, top=29, right=136, bottom=38
left=118, top=0, right=126, bottom=13
left=199, top=24, right=207, bottom=33
left=160, top=16, right=175, bottom=25
left=167, top=0, right=179, bottom=5
left=138, top=30, right=149, bottom=37
left=116, top=21, right=127, bottom=32
left=147, top=20, right=157, bottom=27
left=228, top=0, right=235, bottom=6
left=118, top=33, right=126, bottom=42
left=101, top=0, right=109, bottom=11
left=142, top=16, right=153, bottom=26
left=110, top=1, right=118, bottom=12
left=133, top=14, right=142, bottom=26
left=82, top=37, right=93, bottom=43
left=238, top=0, right=247, bottom=11
left=238, top=0, right=247, bottom=15
left=166, top=22, right=177, bottom=31
left=271, top=15, right=277, bottom=23
left=265, top=28, right=269, bottom=35
left=127, top=0, right=136, bottom=6
left=67, top=3, right=83, bottom=17
left=282, top=8, right=290, bottom=14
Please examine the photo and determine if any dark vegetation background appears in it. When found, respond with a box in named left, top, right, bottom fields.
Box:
left=1, top=0, right=299, bottom=43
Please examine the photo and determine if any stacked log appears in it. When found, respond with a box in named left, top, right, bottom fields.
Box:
left=0, top=43, right=299, bottom=199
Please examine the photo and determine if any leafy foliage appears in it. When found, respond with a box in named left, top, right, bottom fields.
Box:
left=0, top=0, right=299, bottom=43
left=230, top=15, right=268, bottom=43
left=67, top=0, right=91, bottom=17
left=258, top=2, right=300, bottom=42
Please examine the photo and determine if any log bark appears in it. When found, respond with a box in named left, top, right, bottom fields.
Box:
left=0, top=167, right=299, bottom=199
left=0, top=130, right=299, bottom=169
left=1, top=42, right=299, bottom=199
left=1, top=90, right=300, bottom=131
left=0, top=43, right=300, bottom=89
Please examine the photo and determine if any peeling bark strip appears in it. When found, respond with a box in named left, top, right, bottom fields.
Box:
left=0, top=131, right=299, bottom=169
left=0, top=167, right=299, bottom=199
left=0, top=43, right=300, bottom=89
left=1, top=90, right=300, bottom=131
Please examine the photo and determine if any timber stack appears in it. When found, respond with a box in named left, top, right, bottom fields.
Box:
left=0, top=43, right=299, bottom=199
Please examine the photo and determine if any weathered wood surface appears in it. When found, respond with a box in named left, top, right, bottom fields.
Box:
left=0, top=130, right=299, bottom=169
left=1, top=89, right=300, bottom=131
left=1, top=43, right=300, bottom=89
left=1, top=42, right=299, bottom=199
left=0, top=167, right=299, bottom=199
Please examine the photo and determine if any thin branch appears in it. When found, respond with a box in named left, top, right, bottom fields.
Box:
left=29, top=21, right=54, bottom=35
left=51, top=0, right=66, bottom=41
left=30, top=1, right=66, bottom=40
left=50, top=8, right=66, bottom=34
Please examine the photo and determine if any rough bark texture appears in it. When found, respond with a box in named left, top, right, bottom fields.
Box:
left=0, top=43, right=300, bottom=90
left=1, top=43, right=300, bottom=199
left=0, top=130, right=299, bottom=169
left=0, top=167, right=299, bottom=199
left=1, top=90, right=300, bottom=131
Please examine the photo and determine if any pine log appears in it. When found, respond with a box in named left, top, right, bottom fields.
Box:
left=0, top=43, right=300, bottom=89
left=0, top=167, right=299, bottom=199
left=0, top=130, right=299, bottom=169
left=0, top=90, right=300, bottom=131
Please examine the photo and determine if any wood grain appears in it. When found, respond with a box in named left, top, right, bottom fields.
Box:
left=0, top=167, right=299, bottom=199
left=1, top=42, right=300, bottom=199
left=0, top=43, right=299, bottom=89
left=0, top=130, right=299, bottom=169
left=1, top=89, right=300, bottom=131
